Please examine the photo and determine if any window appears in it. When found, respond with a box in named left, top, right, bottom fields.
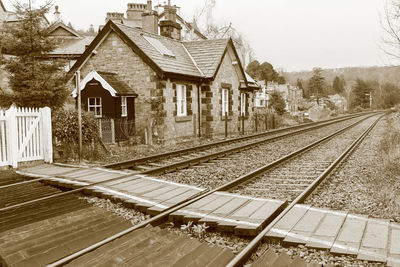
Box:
left=143, top=35, right=175, bottom=57
left=240, top=92, right=246, bottom=115
left=222, top=88, right=229, bottom=116
left=177, top=84, right=187, bottom=117
left=121, top=96, right=127, bottom=117
left=88, top=97, right=102, bottom=118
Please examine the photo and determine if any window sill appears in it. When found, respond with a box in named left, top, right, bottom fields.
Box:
left=175, top=115, right=191, bottom=122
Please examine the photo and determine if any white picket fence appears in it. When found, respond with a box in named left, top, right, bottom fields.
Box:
left=0, top=105, right=52, bottom=168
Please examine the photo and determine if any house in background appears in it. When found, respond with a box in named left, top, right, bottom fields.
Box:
left=105, top=0, right=206, bottom=41
left=44, top=7, right=95, bottom=71
left=69, top=1, right=259, bottom=145
left=254, top=81, right=303, bottom=114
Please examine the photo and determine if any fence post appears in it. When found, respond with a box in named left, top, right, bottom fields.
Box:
left=225, top=111, right=228, bottom=138
left=241, top=114, right=244, bottom=135
left=5, top=106, right=18, bottom=168
left=40, top=107, right=53, bottom=164
left=265, top=114, right=268, bottom=130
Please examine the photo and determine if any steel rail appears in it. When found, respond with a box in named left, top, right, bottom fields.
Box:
left=4, top=114, right=374, bottom=212
left=46, top=113, right=383, bottom=267
left=104, top=112, right=371, bottom=170
left=226, top=113, right=386, bottom=267
left=117, top=114, right=378, bottom=175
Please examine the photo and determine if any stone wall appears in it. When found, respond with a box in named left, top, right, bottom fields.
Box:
left=201, top=50, right=255, bottom=137
left=79, top=32, right=159, bottom=143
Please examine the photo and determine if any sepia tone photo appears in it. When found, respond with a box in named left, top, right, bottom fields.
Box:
left=0, top=0, right=399, bottom=266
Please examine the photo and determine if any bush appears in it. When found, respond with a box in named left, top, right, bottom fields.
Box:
left=52, top=108, right=102, bottom=160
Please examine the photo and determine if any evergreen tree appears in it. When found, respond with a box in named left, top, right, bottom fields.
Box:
left=297, top=78, right=308, bottom=98
left=351, top=79, right=371, bottom=109
left=332, top=76, right=345, bottom=94
left=308, top=68, right=325, bottom=104
left=270, top=91, right=286, bottom=115
left=0, top=1, right=68, bottom=109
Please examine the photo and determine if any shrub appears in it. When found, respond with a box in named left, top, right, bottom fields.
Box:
left=52, top=108, right=101, bottom=159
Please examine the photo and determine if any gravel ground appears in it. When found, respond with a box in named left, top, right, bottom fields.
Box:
left=305, top=112, right=400, bottom=222
left=231, top=115, right=380, bottom=201
left=157, top=116, right=370, bottom=189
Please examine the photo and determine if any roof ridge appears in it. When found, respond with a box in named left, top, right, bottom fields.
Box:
left=182, top=38, right=230, bottom=44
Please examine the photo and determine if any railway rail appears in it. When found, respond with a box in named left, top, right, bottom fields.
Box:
left=2, top=112, right=387, bottom=266
left=106, top=112, right=375, bottom=176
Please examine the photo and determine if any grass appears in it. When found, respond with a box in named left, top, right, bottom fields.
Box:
left=374, top=113, right=400, bottom=218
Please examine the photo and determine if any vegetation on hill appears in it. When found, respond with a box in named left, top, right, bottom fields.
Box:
left=284, top=66, right=400, bottom=109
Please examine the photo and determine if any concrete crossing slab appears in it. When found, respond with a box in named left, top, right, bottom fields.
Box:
left=357, top=218, right=390, bottom=262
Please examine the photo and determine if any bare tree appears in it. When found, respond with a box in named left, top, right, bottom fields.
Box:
left=193, top=0, right=254, bottom=67
left=381, top=0, right=400, bottom=59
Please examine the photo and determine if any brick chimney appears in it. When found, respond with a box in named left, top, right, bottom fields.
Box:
left=141, top=0, right=158, bottom=34
left=126, top=3, right=147, bottom=24
left=106, top=12, right=124, bottom=24
left=159, top=2, right=181, bottom=40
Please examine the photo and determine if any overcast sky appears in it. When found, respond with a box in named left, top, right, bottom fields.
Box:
left=3, top=0, right=391, bottom=71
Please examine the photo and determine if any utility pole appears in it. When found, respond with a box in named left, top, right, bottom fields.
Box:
left=76, top=71, right=82, bottom=163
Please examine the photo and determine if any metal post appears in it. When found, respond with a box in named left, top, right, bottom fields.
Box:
left=76, top=71, right=82, bottom=163
left=265, top=114, right=268, bottom=130
left=272, top=114, right=275, bottom=129
left=255, top=114, right=258, bottom=132
left=241, top=114, right=244, bottom=135
left=225, top=111, right=228, bottom=138
left=369, top=92, right=372, bottom=109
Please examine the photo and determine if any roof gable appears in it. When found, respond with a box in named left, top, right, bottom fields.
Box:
left=0, top=0, right=6, bottom=12
left=72, top=70, right=137, bottom=97
left=48, top=22, right=82, bottom=38
left=69, top=20, right=203, bottom=80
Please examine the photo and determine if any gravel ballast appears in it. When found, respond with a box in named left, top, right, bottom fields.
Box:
left=305, top=112, right=400, bottom=222
left=157, top=116, right=371, bottom=189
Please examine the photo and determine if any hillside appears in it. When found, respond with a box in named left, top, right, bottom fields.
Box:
left=284, top=65, right=400, bottom=86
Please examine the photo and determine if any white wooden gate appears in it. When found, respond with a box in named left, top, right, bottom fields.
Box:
left=0, top=105, right=52, bottom=168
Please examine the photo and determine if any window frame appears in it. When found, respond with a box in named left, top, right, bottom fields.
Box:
left=176, top=84, right=187, bottom=117
left=222, top=88, right=229, bottom=116
left=121, top=96, right=127, bottom=117
left=88, top=97, right=102, bottom=118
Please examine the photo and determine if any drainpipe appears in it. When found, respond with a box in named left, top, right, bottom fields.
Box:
left=197, top=83, right=202, bottom=138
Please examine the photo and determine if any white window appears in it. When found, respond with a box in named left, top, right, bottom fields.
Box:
left=240, top=92, right=246, bottom=115
left=88, top=97, right=102, bottom=118
left=177, top=84, right=187, bottom=117
left=121, top=96, right=127, bottom=117
left=222, top=88, right=229, bottom=116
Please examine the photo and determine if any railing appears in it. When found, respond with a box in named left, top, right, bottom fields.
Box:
left=0, top=105, right=52, bottom=168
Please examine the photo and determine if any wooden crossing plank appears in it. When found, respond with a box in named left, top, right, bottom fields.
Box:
left=74, top=171, right=126, bottom=182
left=22, top=165, right=79, bottom=176
left=283, top=207, right=327, bottom=246
left=266, top=204, right=310, bottom=240
left=330, top=214, right=368, bottom=255
left=110, top=178, right=149, bottom=190
left=235, top=199, right=285, bottom=236
left=168, top=194, right=220, bottom=222
left=60, top=169, right=102, bottom=179
left=147, top=188, right=201, bottom=215
left=181, top=195, right=234, bottom=224
left=388, top=223, right=400, bottom=267
left=357, top=218, right=390, bottom=262
left=306, top=210, right=347, bottom=249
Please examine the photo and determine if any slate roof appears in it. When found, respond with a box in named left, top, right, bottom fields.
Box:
left=69, top=21, right=256, bottom=88
left=183, top=39, right=229, bottom=78
left=116, top=22, right=203, bottom=78
left=49, top=37, right=94, bottom=56
left=97, top=71, right=137, bottom=96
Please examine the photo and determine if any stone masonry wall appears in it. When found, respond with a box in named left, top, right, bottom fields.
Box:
left=79, top=32, right=160, bottom=143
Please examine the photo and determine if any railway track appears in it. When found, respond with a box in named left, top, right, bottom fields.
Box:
left=3, top=112, right=387, bottom=266
left=106, top=112, right=375, bottom=176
